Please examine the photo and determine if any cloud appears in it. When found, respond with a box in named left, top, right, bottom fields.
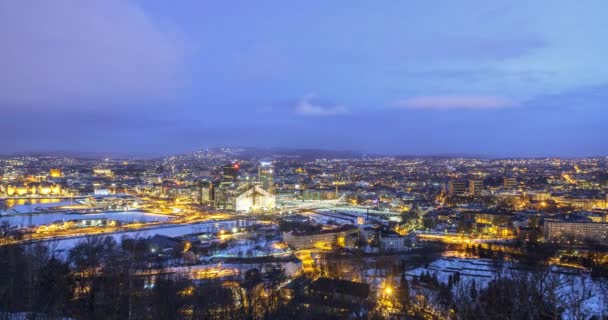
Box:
left=397, top=95, right=517, bottom=110
left=293, top=94, right=348, bottom=117
left=0, top=0, right=189, bottom=109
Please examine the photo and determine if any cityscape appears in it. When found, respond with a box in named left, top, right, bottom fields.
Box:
left=1, top=149, right=607, bottom=319
left=2, top=1, right=608, bottom=319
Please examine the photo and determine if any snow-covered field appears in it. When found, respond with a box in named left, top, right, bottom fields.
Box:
left=406, top=256, right=499, bottom=286
left=211, top=239, right=291, bottom=258
left=406, top=256, right=608, bottom=318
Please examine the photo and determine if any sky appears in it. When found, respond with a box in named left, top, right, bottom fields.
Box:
left=1, top=0, right=607, bottom=157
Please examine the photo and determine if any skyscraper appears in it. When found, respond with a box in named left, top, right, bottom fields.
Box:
left=259, top=161, right=274, bottom=193
left=199, top=180, right=214, bottom=204
left=222, top=162, right=239, bottom=183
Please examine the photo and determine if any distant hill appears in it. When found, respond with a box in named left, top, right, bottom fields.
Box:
left=0, top=151, right=166, bottom=160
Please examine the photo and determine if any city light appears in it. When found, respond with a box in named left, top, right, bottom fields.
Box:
left=1, top=149, right=608, bottom=319
left=384, top=286, right=392, bottom=295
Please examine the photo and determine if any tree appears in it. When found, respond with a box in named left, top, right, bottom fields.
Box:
left=438, top=283, right=453, bottom=307
left=470, top=280, right=477, bottom=300
left=0, top=244, right=29, bottom=313
left=35, top=257, right=73, bottom=317
left=398, top=273, right=411, bottom=310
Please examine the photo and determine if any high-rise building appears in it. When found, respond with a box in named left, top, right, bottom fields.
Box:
left=199, top=180, right=214, bottom=204
left=448, top=180, right=468, bottom=196
left=216, top=162, right=240, bottom=211
left=222, top=163, right=239, bottom=182
left=469, top=179, right=483, bottom=196
left=258, top=161, right=274, bottom=193
left=216, top=186, right=238, bottom=211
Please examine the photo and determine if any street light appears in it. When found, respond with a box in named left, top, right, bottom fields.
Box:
left=384, top=286, right=393, bottom=295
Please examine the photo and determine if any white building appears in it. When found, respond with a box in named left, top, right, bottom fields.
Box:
left=379, top=230, right=406, bottom=252
left=235, top=185, right=276, bottom=213
left=544, top=220, right=608, bottom=244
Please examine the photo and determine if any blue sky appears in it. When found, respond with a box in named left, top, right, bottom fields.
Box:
left=1, top=0, right=607, bottom=156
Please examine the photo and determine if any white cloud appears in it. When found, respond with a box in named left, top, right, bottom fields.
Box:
left=0, top=0, right=190, bottom=108
left=397, top=95, right=517, bottom=110
left=293, top=94, right=348, bottom=117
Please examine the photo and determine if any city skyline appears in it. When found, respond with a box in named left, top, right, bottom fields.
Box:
left=1, top=1, right=607, bottom=156
left=2, top=2, right=608, bottom=318
left=3, top=146, right=608, bottom=160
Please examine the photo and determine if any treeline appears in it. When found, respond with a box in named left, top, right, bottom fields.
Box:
left=2, top=236, right=607, bottom=319
left=0, top=237, right=295, bottom=320
left=401, top=267, right=608, bottom=320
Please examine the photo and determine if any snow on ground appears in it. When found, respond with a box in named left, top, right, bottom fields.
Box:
left=406, top=256, right=608, bottom=319
left=212, top=239, right=291, bottom=258
left=406, top=257, right=499, bottom=287
left=553, top=271, right=607, bottom=318
left=39, top=220, right=256, bottom=254
left=300, top=211, right=356, bottom=225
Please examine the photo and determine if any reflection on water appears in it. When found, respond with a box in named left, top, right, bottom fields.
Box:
left=1, top=211, right=170, bottom=227
left=1, top=198, right=64, bottom=210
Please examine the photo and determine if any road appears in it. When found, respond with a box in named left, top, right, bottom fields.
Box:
left=4, top=212, right=237, bottom=246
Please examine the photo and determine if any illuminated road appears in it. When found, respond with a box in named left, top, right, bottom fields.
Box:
left=415, top=231, right=515, bottom=244
left=139, top=264, right=239, bottom=280
left=4, top=212, right=238, bottom=246
left=562, top=173, right=576, bottom=184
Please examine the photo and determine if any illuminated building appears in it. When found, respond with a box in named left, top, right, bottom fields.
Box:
left=222, top=163, right=239, bottom=182
left=94, top=188, right=111, bottom=196
left=49, top=168, right=62, bottom=178
left=217, top=163, right=240, bottom=210
left=258, top=161, right=275, bottom=193
left=504, top=177, right=518, bottom=189
left=93, top=169, right=114, bottom=177
left=468, top=179, right=483, bottom=196
left=302, top=189, right=337, bottom=200
left=199, top=180, right=214, bottom=204
left=282, top=225, right=359, bottom=250
left=448, top=180, right=467, bottom=196
left=379, top=230, right=406, bottom=252
left=235, top=185, right=276, bottom=212
left=527, top=191, right=550, bottom=201
left=215, top=186, right=237, bottom=211
left=80, top=194, right=140, bottom=211
left=2, top=183, right=61, bottom=196
left=544, top=220, right=608, bottom=244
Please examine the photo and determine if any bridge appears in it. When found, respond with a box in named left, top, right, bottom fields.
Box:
left=274, top=193, right=348, bottom=214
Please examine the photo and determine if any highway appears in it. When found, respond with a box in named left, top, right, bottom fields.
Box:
left=4, top=212, right=238, bottom=246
